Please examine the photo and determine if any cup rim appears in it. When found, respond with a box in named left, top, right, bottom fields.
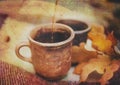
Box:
left=56, top=19, right=91, bottom=34
left=74, top=25, right=91, bottom=34
left=28, top=23, right=75, bottom=47
left=114, top=41, right=120, bottom=55
left=114, top=45, right=120, bottom=55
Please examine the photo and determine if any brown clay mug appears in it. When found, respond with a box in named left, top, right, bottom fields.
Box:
left=15, top=23, right=75, bottom=80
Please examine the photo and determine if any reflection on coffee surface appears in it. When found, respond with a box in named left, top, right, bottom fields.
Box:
left=34, top=28, right=70, bottom=43
left=56, top=19, right=88, bottom=31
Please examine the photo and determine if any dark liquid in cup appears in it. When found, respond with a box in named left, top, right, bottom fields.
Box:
left=56, top=19, right=88, bottom=31
left=34, top=30, right=70, bottom=43
left=56, top=19, right=89, bottom=45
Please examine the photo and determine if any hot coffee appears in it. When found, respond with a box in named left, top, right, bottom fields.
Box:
left=34, top=29, right=70, bottom=43
left=56, top=19, right=88, bottom=31
left=56, top=19, right=90, bottom=45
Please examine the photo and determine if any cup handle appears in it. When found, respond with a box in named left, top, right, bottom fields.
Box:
left=15, top=42, right=32, bottom=63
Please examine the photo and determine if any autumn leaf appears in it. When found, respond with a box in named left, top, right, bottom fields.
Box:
left=71, top=43, right=97, bottom=64
left=88, top=24, right=114, bottom=54
left=74, top=54, right=111, bottom=82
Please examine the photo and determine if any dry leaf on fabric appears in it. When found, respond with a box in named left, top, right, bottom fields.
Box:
left=71, top=43, right=97, bottom=64
left=74, top=54, right=111, bottom=82
left=99, top=60, right=119, bottom=85
left=88, top=24, right=114, bottom=54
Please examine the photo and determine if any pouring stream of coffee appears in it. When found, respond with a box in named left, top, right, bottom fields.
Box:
left=52, top=0, right=59, bottom=41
